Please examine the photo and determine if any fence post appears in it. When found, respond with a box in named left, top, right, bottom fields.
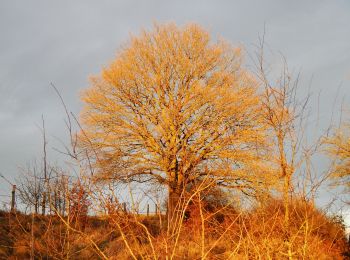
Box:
left=11, top=185, right=16, bottom=212
left=123, top=202, right=127, bottom=213
left=147, top=204, right=149, bottom=216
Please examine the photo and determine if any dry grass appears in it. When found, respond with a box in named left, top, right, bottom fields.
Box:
left=1, top=197, right=348, bottom=259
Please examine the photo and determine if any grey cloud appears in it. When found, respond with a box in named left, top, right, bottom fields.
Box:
left=0, top=0, right=349, bottom=207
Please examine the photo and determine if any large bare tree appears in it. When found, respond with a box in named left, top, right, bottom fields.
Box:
left=80, top=23, right=274, bottom=221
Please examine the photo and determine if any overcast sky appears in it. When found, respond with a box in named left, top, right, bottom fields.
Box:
left=0, top=0, right=349, bottom=209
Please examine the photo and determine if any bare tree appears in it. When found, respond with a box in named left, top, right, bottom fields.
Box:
left=254, top=36, right=312, bottom=259
left=17, top=162, right=43, bottom=214
left=79, top=23, right=276, bottom=224
left=324, top=121, right=350, bottom=189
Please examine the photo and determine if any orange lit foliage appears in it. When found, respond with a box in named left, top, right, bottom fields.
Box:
left=80, top=24, right=275, bottom=219
left=69, top=181, right=90, bottom=230
left=325, top=123, right=350, bottom=187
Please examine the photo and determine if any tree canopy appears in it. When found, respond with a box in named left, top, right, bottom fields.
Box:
left=80, top=24, right=276, bottom=215
left=325, top=123, right=350, bottom=187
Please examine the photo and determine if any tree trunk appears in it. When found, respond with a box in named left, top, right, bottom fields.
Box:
left=283, top=174, right=291, bottom=228
left=168, top=186, right=181, bottom=230
left=167, top=158, right=184, bottom=232
left=34, top=198, right=38, bottom=214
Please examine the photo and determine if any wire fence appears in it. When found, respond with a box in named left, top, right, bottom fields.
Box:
left=0, top=185, right=164, bottom=217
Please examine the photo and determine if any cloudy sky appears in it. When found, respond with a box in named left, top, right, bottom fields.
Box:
left=0, top=0, right=349, bottom=209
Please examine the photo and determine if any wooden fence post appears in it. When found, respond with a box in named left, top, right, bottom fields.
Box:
left=11, top=185, right=16, bottom=212
left=123, top=202, right=127, bottom=213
